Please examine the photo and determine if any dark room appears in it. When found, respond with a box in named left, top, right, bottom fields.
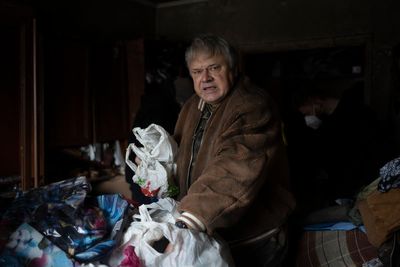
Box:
left=1, top=0, right=400, bottom=266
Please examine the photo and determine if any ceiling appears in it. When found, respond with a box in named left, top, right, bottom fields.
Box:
left=4, top=0, right=208, bottom=39
left=128, top=0, right=207, bottom=8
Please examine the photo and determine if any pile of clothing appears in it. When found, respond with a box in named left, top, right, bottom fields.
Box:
left=0, top=175, right=232, bottom=267
left=0, top=176, right=131, bottom=266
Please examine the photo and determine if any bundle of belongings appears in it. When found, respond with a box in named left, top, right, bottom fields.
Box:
left=296, top=156, right=400, bottom=267
left=0, top=124, right=232, bottom=267
left=0, top=176, right=131, bottom=266
left=108, top=198, right=233, bottom=267
left=356, top=156, right=400, bottom=267
left=125, top=123, right=179, bottom=199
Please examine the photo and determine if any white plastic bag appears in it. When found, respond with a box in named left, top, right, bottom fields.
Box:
left=125, top=124, right=178, bottom=198
left=107, top=198, right=234, bottom=267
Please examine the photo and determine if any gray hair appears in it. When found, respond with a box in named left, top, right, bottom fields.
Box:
left=185, top=34, right=238, bottom=72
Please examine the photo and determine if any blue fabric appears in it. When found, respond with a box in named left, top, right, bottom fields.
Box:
left=0, top=177, right=129, bottom=264
left=0, top=223, right=75, bottom=267
left=304, top=221, right=365, bottom=232
left=97, top=194, right=129, bottom=227
left=74, top=240, right=116, bottom=262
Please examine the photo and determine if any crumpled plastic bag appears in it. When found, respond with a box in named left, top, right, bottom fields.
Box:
left=107, top=198, right=234, bottom=267
left=125, top=124, right=179, bottom=198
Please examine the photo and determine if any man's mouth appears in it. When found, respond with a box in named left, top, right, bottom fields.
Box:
left=203, top=86, right=216, bottom=91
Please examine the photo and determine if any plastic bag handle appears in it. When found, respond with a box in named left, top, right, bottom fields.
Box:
left=138, top=204, right=153, bottom=222
left=125, top=143, right=137, bottom=172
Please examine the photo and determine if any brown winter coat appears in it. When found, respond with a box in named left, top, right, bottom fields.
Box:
left=173, top=78, right=296, bottom=243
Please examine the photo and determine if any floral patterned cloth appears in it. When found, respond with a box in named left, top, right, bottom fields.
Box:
left=0, top=176, right=129, bottom=265
left=0, top=223, right=76, bottom=267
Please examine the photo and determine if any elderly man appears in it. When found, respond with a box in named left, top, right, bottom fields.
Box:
left=173, top=34, right=295, bottom=266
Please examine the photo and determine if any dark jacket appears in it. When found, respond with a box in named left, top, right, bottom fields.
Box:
left=173, top=78, right=295, bottom=243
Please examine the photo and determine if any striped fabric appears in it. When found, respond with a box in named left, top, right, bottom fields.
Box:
left=296, top=230, right=380, bottom=267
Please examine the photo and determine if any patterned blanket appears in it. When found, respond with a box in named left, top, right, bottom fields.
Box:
left=296, top=230, right=381, bottom=267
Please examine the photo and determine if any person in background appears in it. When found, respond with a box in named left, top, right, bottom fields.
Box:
left=286, top=80, right=394, bottom=217
left=172, top=34, right=295, bottom=267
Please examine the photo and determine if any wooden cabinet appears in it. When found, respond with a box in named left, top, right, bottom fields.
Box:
left=0, top=24, right=21, bottom=178
left=91, top=43, right=129, bottom=143
left=0, top=4, right=40, bottom=192
left=43, top=38, right=144, bottom=180
left=44, top=39, right=92, bottom=147
left=44, top=39, right=144, bottom=147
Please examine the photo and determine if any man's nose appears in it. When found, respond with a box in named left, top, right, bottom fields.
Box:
left=200, top=69, right=213, bottom=81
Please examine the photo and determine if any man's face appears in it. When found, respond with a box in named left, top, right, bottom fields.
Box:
left=188, top=53, right=234, bottom=105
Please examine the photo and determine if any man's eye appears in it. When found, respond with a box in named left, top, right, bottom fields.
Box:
left=192, top=70, right=202, bottom=75
left=209, top=65, right=221, bottom=72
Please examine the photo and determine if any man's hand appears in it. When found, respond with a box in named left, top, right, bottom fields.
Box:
left=165, top=243, right=174, bottom=253
left=152, top=236, right=174, bottom=253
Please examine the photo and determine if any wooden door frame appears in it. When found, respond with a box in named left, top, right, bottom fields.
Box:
left=19, top=18, right=41, bottom=190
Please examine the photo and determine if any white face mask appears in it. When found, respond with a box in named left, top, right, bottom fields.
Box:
left=304, top=115, right=322, bottom=130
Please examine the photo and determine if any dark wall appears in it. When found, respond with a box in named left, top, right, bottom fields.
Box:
left=36, top=0, right=156, bottom=40
left=156, top=0, right=373, bottom=43
left=156, top=0, right=400, bottom=46
left=155, top=0, right=400, bottom=144
left=109, top=0, right=400, bottom=127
